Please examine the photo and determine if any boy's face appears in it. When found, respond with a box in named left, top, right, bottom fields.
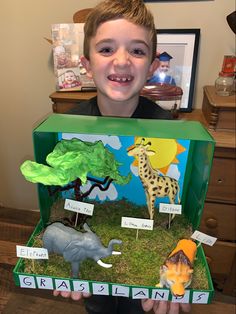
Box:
left=159, top=61, right=170, bottom=73
left=82, top=19, right=157, bottom=104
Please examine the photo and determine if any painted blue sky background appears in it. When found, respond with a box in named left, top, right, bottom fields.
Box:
left=60, top=133, right=190, bottom=207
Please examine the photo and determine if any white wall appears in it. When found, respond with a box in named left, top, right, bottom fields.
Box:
left=0, top=0, right=235, bottom=210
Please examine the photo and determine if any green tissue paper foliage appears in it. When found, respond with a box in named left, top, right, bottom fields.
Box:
left=20, top=138, right=131, bottom=186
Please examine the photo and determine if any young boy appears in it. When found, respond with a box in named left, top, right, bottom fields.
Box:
left=54, top=0, right=191, bottom=313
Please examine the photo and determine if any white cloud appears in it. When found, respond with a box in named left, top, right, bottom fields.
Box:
left=130, top=163, right=139, bottom=176
left=62, top=133, right=121, bottom=150
left=166, top=164, right=180, bottom=180
left=81, top=182, right=118, bottom=201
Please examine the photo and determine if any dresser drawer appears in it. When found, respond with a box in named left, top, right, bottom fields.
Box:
left=200, top=202, right=236, bottom=241
left=203, top=241, right=236, bottom=275
left=207, top=155, right=236, bottom=202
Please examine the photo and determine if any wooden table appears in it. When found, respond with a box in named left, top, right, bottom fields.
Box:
left=0, top=207, right=235, bottom=313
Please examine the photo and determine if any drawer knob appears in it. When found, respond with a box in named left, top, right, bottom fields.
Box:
left=205, top=218, right=218, bottom=228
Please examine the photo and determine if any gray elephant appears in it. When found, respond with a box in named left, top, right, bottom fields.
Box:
left=42, top=222, right=122, bottom=278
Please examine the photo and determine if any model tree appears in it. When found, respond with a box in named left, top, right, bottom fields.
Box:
left=20, top=138, right=131, bottom=201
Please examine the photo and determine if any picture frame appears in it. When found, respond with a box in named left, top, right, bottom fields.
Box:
left=145, top=28, right=200, bottom=112
left=51, top=23, right=96, bottom=92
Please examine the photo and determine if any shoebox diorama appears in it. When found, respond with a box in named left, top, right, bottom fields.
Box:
left=14, top=114, right=216, bottom=304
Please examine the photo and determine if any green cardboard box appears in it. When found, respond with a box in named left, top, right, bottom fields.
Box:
left=13, top=114, right=215, bottom=304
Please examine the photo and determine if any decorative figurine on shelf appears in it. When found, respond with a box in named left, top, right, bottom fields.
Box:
left=156, top=239, right=197, bottom=297
left=42, top=222, right=122, bottom=278
left=127, top=138, right=180, bottom=223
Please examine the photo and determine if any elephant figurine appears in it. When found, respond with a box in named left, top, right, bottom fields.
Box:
left=42, top=222, right=122, bottom=278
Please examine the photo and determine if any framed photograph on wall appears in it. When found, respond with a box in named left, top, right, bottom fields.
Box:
left=142, top=29, right=200, bottom=112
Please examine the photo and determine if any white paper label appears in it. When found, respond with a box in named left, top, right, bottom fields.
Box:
left=92, top=283, right=109, bottom=295
left=19, top=275, right=36, bottom=289
left=73, top=280, right=90, bottom=293
left=16, top=245, right=48, bottom=259
left=151, top=289, right=169, bottom=301
left=171, top=290, right=190, bottom=303
left=36, top=276, right=54, bottom=290
left=121, top=217, right=153, bottom=230
left=55, top=279, right=71, bottom=291
left=64, top=199, right=94, bottom=216
left=192, top=291, right=209, bottom=304
left=112, top=285, right=130, bottom=297
left=159, top=203, right=182, bottom=215
left=191, top=231, right=217, bottom=246
left=132, top=287, right=149, bottom=299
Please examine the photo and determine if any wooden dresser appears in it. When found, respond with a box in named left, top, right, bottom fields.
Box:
left=50, top=88, right=236, bottom=296
left=50, top=91, right=96, bottom=113
left=198, top=87, right=236, bottom=296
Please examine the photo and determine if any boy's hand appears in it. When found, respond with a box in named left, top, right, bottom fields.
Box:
left=53, top=290, right=91, bottom=301
left=141, top=299, right=191, bottom=314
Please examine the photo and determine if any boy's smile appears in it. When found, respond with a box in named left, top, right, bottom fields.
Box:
left=82, top=19, right=157, bottom=116
left=108, top=74, right=133, bottom=84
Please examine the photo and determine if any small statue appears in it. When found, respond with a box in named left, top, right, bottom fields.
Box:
left=156, top=239, right=197, bottom=297
left=42, top=222, right=122, bottom=278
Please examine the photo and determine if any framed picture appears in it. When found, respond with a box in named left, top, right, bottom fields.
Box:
left=144, top=29, right=200, bottom=112
left=51, top=23, right=96, bottom=91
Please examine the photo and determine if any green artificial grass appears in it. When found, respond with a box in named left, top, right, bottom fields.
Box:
left=22, top=199, right=209, bottom=290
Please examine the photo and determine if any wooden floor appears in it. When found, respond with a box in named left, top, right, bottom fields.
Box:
left=0, top=206, right=235, bottom=314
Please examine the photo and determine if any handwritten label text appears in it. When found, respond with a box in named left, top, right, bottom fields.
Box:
left=191, top=231, right=217, bottom=246
left=121, top=217, right=153, bottom=230
left=159, top=203, right=182, bottom=215
left=16, top=245, right=49, bottom=259
left=64, top=199, right=94, bottom=216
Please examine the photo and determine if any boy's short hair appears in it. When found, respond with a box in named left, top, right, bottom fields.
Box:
left=83, top=0, right=157, bottom=62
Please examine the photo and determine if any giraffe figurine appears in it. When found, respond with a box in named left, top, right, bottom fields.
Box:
left=127, top=138, right=180, bottom=223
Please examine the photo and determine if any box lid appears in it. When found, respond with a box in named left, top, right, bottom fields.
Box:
left=34, top=114, right=215, bottom=143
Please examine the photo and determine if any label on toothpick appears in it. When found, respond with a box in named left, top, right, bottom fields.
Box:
left=191, top=231, right=217, bottom=246
left=64, top=198, right=94, bottom=216
left=16, top=245, right=49, bottom=259
left=159, top=203, right=182, bottom=215
left=121, top=217, right=153, bottom=230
